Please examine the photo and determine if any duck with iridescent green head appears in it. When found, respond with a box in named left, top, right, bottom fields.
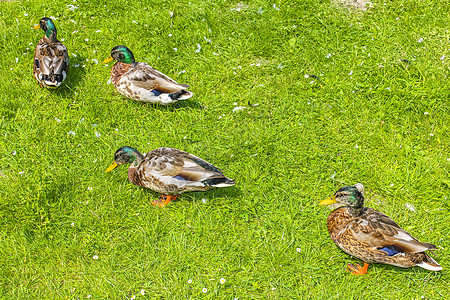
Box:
left=102, top=46, right=193, bottom=105
left=33, top=17, right=69, bottom=88
left=106, top=147, right=235, bottom=206
left=319, top=183, right=442, bottom=275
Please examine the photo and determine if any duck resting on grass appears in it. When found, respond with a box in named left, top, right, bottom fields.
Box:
left=102, top=46, right=193, bottom=105
left=106, top=146, right=235, bottom=206
left=319, top=183, right=442, bottom=275
left=33, top=17, right=69, bottom=88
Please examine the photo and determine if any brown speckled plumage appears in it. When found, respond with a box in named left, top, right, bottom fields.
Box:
left=107, top=146, right=235, bottom=206
left=105, top=46, right=193, bottom=105
left=33, top=18, right=69, bottom=88
left=320, top=184, right=442, bottom=273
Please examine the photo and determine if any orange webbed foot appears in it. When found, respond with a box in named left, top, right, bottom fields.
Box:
left=347, top=262, right=369, bottom=275
left=151, top=194, right=180, bottom=207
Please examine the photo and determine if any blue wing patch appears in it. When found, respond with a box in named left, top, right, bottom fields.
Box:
left=174, top=175, right=188, bottom=181
left=151, top=89, right=162, bottom=96
left=378, top=246, right=401, bottom=256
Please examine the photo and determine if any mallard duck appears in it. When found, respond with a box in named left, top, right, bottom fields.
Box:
left=106, top=146, right=235, bottom=206
left=33, top=17, right=69, bottom=88
left=319, top=183, right=442, bottom=275
left=102, top=46, right=193, bottom=105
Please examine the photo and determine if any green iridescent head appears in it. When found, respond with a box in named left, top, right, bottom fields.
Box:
left=319, top=183, right=365, bottom=214
left=106, top=146, right=144, bottom=173
left=102, top=45, right=136, bottom=64
left=34, top=17, right=57, bottom=38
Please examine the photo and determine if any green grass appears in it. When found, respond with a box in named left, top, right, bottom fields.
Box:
left=0, top=0, right=449, bottom=298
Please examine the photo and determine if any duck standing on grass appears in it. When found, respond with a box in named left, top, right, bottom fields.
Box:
left=33, top=17, right=69, bottom=88
left=106, top=147, right=235, bottom=206
left=319, top=183, right=442, bottom=275
left=102, top=46, right=193, bottom=105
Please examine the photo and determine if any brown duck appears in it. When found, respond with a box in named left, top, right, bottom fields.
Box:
left=319, top=183, right=442, bottom=275
left=33, top=17, right=69, bottom=88
left=106, top=146, right=235, bottom=206
left=102, top=46, right=193, bottom=105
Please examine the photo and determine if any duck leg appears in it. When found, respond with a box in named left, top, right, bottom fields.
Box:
left=347, top=262, right=369, bottom=275
left=151, top=194, right=180, bottom=207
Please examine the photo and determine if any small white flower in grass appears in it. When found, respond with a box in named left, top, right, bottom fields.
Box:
left=130, top=296, right=136, bottom=300
left=187, top=279, right=192, bottom=284
left=202, top=198, right=207, bottom=204
left=168, top=33, right=172, bottom=37
left=386, top=87, right=390, bottom=91
left=204, top=36, right=212, bottom=43
left=424, top=112, right=429, bottom=115
left=233, top=102, right=237, bottom=105
left=132, top=20, right=138, bottom=24
left=195, top=44, right=201, bottom=53
left=87, top=187, right=93, bottom=191
left=95, top=131, right=101, bottom=138
left=15, top=57, right=18, bottom=63
left=107, top=78, right=112, bottom=84
left=405, top=203, right=416, bottom=212
left=96, top=30, right=101, bottom=33
left=170, top=11, right=174, bottom=17
left=296, top=247, right=301, bottom=252
left=213, top=52, right=219, bottom=56
left=233, top=106, right=247, bottom=112
left=70, top=20, right=76, bottom=24
left=68, top=130, right=76, bottom=136
left=49, top=16, right=57, bottom=20
left=271, top=287, right=277, bottom=290
left=348, top=70, right=353, bottom=76
left=12, top=151, right=16, bottom=156
left=55, top=117, right=61, bottom=124
left=92, top=255, right=98, bottom=260
left=355, top=144, right=359, bottom=149
left=325, top=54, right=331, bottom=58
left=390, top=183, right=394, bottom=187
left=220, top=278, right=226, bottom=284
left=74, top=64, right=80, bottom=68
left=440, top=54, right=445, bottom=60
left=273, top=4, right=280, bottom=11
left=447, top=158, right=450, bottom=162
left=19, top=171, right=24, bottom=175
left=178, top=70, right=186, bottom=75
left=87, top=295, right=92, bottom=298
left=418, top=38, right=423, bottom=43
left=304, top=74, right=309, bottom=78
left=140, top=289, right=145, bottom=295
left=24, top=13, right=28, bottom=16
left=429, top=133, right=434, bottom=136
left=202, top=288, right=207, bottom=293
left=71, top=222, right=75, bottom=227
left=91, top=59, right=99, bottom=64
left=173, top=48, right=177, bottom=52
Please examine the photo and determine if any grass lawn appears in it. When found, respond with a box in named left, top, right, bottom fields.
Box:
left=0, top=0, right=449, bottom=298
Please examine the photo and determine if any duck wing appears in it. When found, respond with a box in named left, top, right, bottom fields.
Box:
left=350, top=208, right=436, bottom=254
left=124, top=63, right=189, bottom=93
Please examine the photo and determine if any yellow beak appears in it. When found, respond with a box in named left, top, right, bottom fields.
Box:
left=33, top=24, right=41, bottom=30
left=102, top=56, right=114, bottom=64
left=319, top=195, right=337, bottom=206
left=106, top=161, right=119, bottom=173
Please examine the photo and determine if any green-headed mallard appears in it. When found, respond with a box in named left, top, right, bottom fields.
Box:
left=102, top=46, right=193, bottom=105
left=106, top=146, right=235, bottom=206
left=33, top=17, right=69, bottom=88
left=319, top=183, right=442, bottom=275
